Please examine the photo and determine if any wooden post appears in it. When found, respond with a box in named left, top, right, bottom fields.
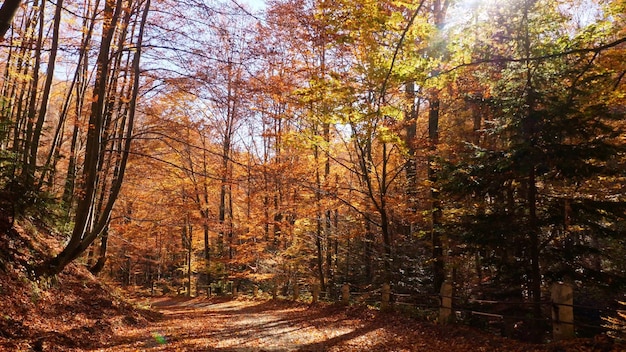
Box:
left=552, top=282, right=575, bottom=340
left=293, top=283, right=300, bottom=301
left=272, top=282, right=278, bottom=300
left=312, top=283, right=320, bottom=304
left=232, top=286, right=238, bottom=299
left=341, top=284, right=350, bottom=305
left=439, top=281, right=453, bottom=324
left=253, top=285, right=259, bottom=298
left=381, top=283, right=391, bottom=311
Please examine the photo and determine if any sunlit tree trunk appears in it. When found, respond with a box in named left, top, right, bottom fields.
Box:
left=20, top=0, right=44, bottom=188
left=28, top=0, right=64, bottom=191
left=62, top=1, right=97, bottom=211
left=404, top=82, right=420, bottom=218
left=314, top=137, right=326, bottom=291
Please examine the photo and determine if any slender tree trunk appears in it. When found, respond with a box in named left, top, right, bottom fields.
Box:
left=29, top=0, right=65, bottom=191
left=21, top=0, right=44, bottom=188
left=186, top=222, right=192, bottom=296
left=428, top=0, right=449, bottom=294
left=404, top=82, right=419, bottom=218
left=314, top=141, right=326, bottom=292
left=363, top=217, right=374, bottom=282
left=8, top=4, right=36, bottom=164
left=63, top=1, right=97, bottom=209
left=316, top=220, right=326, bottom=292
left=429, top=97, right=445, bottom=293
left=521, top=2, right=542, bottom=340
left=201, top=141, right=211, bottom=266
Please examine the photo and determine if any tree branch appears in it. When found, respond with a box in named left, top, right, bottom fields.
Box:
left=442, top=36, right=626, bottom=75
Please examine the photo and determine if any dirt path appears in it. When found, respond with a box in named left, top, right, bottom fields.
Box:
left=98, top=297, right=385, bottom=351
left=93, top=297, right=617, bottom=352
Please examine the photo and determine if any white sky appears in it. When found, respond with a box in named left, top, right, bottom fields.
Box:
left=242, top=0, right=266, bottom=11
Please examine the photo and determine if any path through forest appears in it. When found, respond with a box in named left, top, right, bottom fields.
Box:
left=102, top=297, right=390, bottom=351
left=94, top=297, right=588, bottom=352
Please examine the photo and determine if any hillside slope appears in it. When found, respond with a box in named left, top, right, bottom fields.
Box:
left=0, top=219, right=159, bottom=351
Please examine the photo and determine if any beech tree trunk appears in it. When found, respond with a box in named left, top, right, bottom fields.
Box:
left=428, top=0, right=449, bottom=294
left=0, top=0, right=21, bottom=40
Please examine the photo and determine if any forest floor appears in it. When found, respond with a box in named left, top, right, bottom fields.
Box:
left=1, top=219, right=625, bottom=351
left=93, top=295, right=623, bottom=352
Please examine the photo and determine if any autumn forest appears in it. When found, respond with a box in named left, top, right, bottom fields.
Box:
left=1, top=0, right=625, bottom=346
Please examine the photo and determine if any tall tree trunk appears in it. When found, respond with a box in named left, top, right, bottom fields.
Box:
left=201, top=140, right=211, bottom=267
left=29, top=0, right=65, bottom=191
left=428, top=0, right=449, bottom=294
left=314, top=140, right=326, bottom=292
left=429, top=97, right=445, bottom=293
left=363, top=217, right=374, bottom=282
left=521, top=2, right=542, bottom=340
left=325, top=208, right=333, bottom=291
left=62, top=1, right=97, bottom=210
left=21, top=0, right=44, bottom=189
left=0, top=0, right=21, bottom=40
left=404, top=82, right=420, bottom=233
left=186, top=221, right=192, bottom=297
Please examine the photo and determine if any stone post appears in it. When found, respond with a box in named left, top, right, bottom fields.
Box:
left=293, top=283, right=300, bottom=301
left=381, top=283, right=391, bottom=311
left=439, top=281, right=453, bottom=324
left=312, top=284, right=320, bottom=304
left=341, top=284, right=350, bottom=305
left=552, top=282, right=575, bottom=340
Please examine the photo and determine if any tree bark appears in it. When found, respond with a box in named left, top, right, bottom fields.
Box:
left=89, top=226, right=109, bottom=275
left=0, top=0, right=21, bottom=40
left=428, top=0, right=449, bottom=294
left=429, top=97, right=445, bottom=293
left=29, top=0, right=64, bottom=191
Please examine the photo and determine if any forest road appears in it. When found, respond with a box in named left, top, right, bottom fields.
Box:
left=95, top=296, right=583, bottom=352
left=99, top=296, right=386, bottom=352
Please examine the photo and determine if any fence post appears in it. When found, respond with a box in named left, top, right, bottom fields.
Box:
left=293, top=283, right=300, bottom=301
left=551, top=282, right=575, bottom=340
left=439, top=281, right=453, bottom=324
left=272, top=281, right=278, bottom=300
left=312, top=283, right=320, bottom=304
left=232, top=286, right=238, bottom=299
left=341, top=284, right=350, bottom=305
left=253, top=285, right=259, bottom=298
left=381, top=283, right=391, bottom=311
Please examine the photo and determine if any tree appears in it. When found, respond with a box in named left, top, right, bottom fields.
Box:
left=38, top=0, right=152, bottom=276
left=440, top=0, right=626, bottom=338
